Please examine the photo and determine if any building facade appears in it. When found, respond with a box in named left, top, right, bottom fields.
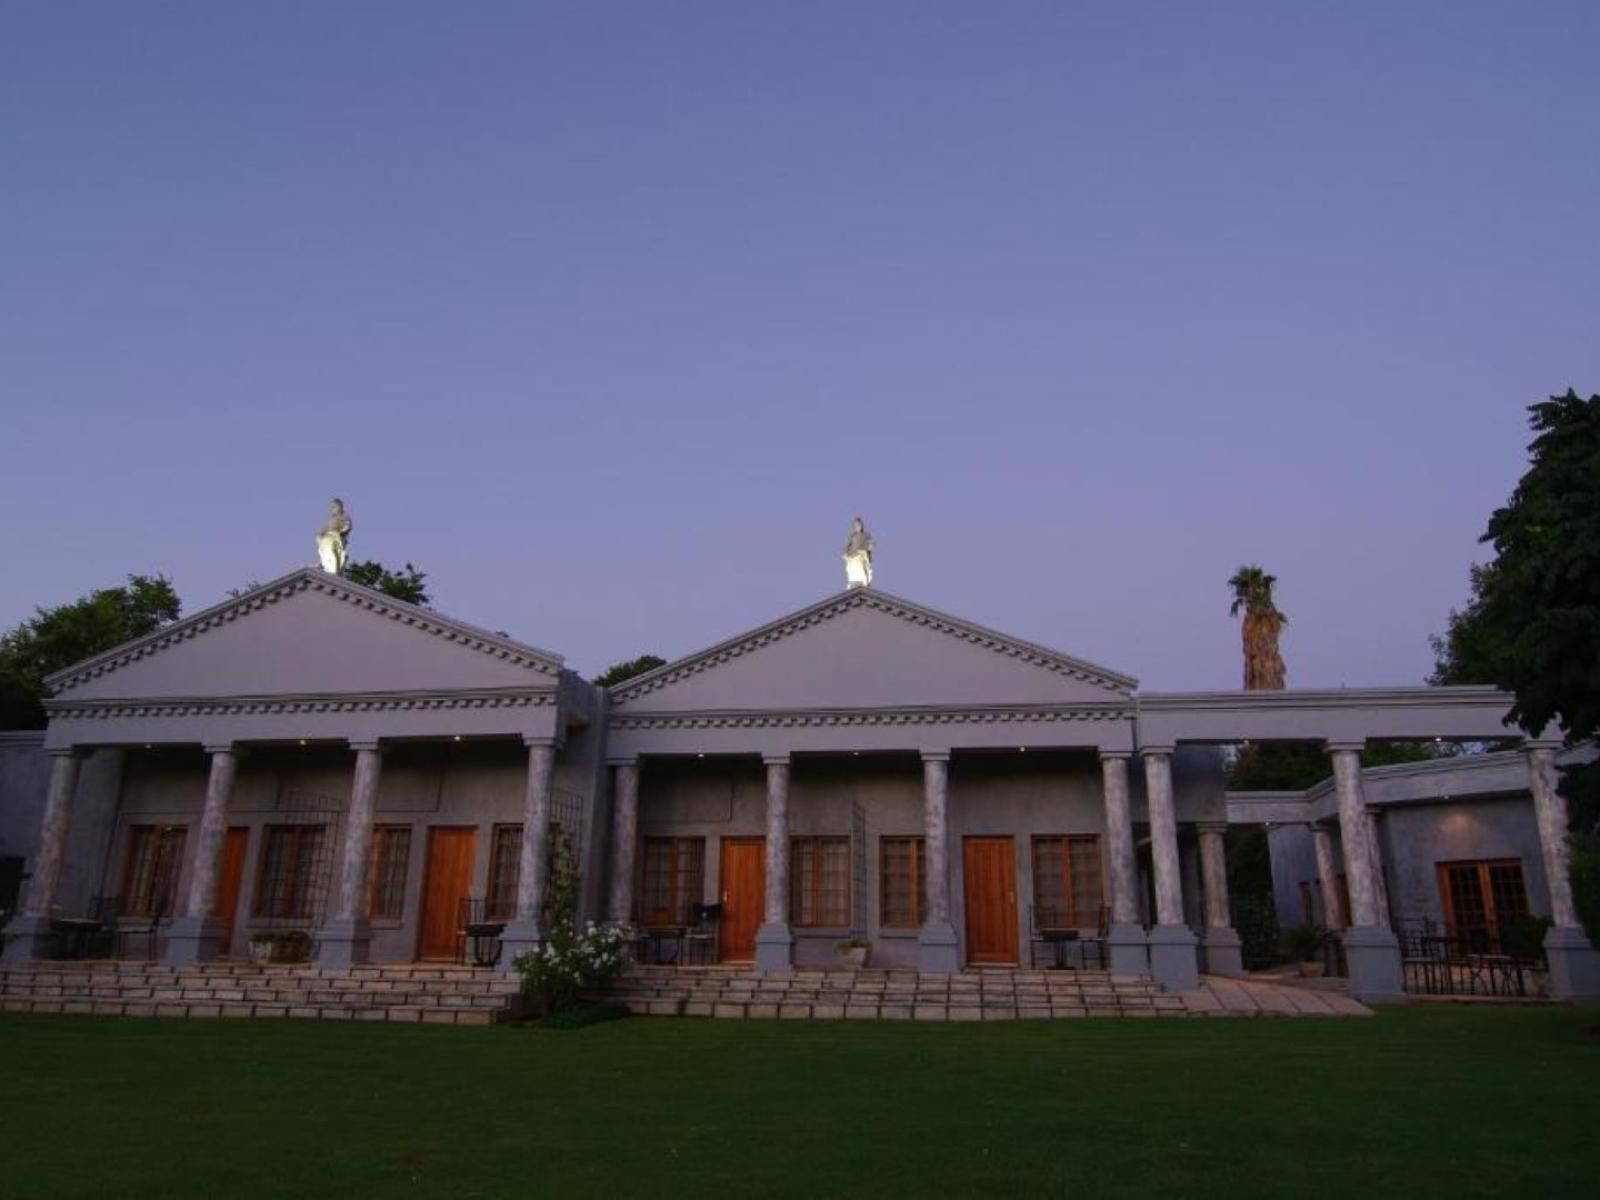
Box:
left=2, top=566, right=1595, bottom=1004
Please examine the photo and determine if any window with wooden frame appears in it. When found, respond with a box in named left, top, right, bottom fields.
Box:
left=790, top=836, right=850, bottom=928
left=879, top=836, right=926, bottom=929
left=120, top=825, right=187, bottom=917
left=366, top=825, right=412, bottom=921
left=253, top=825, right=327, bottom=920
left=1031, top=835, right=1104, bottom=930
left=485, top=825, right=522, bottom=921
left=1438, top=858, right=1530, bottom=948
left=640, top=837, right=704, bottom=927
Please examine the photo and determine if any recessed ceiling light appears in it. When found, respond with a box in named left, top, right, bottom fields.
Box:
left=453, top=735, right=462, bottom=742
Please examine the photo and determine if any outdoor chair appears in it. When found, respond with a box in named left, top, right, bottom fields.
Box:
left=1028, top=906, right=1078, bottom=969
left=1076, top=905, right=1110, bottom=969
left=683, top=903, right=722, bottom=965
left=117, top=893, right=172, bottom=962
left=458, top=897, right=506, bottom=968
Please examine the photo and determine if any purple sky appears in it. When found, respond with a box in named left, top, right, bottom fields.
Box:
left=3, top=4, right=1597, bottom=689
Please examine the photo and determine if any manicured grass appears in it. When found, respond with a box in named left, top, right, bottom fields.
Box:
left=2, top=1007, right=1597, bottom=1198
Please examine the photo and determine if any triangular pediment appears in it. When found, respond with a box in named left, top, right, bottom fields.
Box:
left=610, top=590, right=1135, bottom=713
left=45, top=568, right=563, bottom=703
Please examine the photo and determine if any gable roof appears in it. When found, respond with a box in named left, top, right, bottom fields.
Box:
left=609, top=587, right=1137, bottom=708
left=45, top=567, right=564, bottom=696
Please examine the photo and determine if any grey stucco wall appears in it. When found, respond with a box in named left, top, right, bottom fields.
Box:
left=1380, top=797, right=1550, bottom=927
left=632, top=748, right=1225, bottom=968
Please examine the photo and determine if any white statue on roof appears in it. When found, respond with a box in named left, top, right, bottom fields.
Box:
left=843, top=516, right=874, bottom=589
left=315, top=498, right=352, bottom=575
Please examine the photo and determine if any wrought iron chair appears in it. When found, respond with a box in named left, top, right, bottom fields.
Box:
left=118, top=892, right=172, bottom=962
left=458, top=897, right=507, bottom=968
left=86, top=895, right=121, bottom=959
left=1028, top=906, right=1078, bottom=969
left=1076, top=905, right=1110, bottom=970
left=683, top=903, right=722, bottom=966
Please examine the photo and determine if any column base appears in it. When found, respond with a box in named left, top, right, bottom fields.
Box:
left=917, top=922, right=961, bottom=973
left=755, top=922, right=793, bottom=971
left=1545, top=925, right=1600, bottom=1001
left=1147, top=924, right=1199, bottom=991
left=314, top=918, right=373, bottom=968
left=164, top=915, right=226, bottom=966
left=497, top=918, right=546, bottom=972
left=1342, top=925, right=1404, bottom=1004
left=1107, top=924, right=1149, bottom=977
left=0, top=914, right=56, bottom=964
left=1200, top=926, right=1244, bottom=977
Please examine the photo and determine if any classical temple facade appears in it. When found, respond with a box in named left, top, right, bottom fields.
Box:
left=2, top=565, right=1595, bottom=1004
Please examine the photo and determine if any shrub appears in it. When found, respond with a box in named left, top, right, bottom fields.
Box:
left=513, top=922, right=632, bottom=1017
left=538, top=1001, right=631, bottom=1030
left=1500, top=914, right=1553, bottom=963
left=1279, top=923, right=1330, bottom=963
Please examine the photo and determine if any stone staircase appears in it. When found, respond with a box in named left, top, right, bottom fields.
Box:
left=609, top=966, right=1186, bottom=1020
left=0, top=961, right=521, bottom=1025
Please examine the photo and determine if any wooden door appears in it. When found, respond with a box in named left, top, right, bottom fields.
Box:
left=418, top=827, right=477, bottom=961
left=718, top=838, right=765, bottom=962
left=211, top=827, right=250, bottom=955
left=963, top=836, right=1018, bottom=965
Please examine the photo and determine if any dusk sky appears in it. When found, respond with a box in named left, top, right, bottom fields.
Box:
left=3, top=4, right=1596, bottom=689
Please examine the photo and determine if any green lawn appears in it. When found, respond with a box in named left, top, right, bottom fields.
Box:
left=2, top=1007, right=1596, bottom=1198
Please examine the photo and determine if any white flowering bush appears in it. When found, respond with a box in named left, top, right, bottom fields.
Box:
left=514, top=921, right=632, bottom=1016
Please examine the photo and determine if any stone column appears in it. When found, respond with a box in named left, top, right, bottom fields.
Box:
left=753, top=756, right=794, bottom=970
left=166, top=745, right=239, bottom=965
left=918, top=751, right=961, bottom=971
left=1141, top=748, right=1198, bottom=990
left=2, top=749, right=81, bottom=963
left=607, top=759, right=640, bottom=924
left=500, top=738, right=559, bottom=969
left=1526, top=742, right=1599, bottom=1000
left=1328, top=742, right=1402, bottom=1002
left=1312, top=824, right=1344, bottom=929
left=1197, top=822, right=1243, bottom=976
left=1100, top=752, right=1147, bottom=974
left=317, top=741, right=383, bottom=968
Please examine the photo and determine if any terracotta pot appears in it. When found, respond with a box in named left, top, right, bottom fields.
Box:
left=1298, top=961, right=1326, bottom=978
left=839, top=946, right=868, bottom=969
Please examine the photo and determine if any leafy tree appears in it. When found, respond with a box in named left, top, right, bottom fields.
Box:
left=1439, top=390, right=1600, bottom=936
left=344, top=560, right=430, bottom=606
left=593, top=654, right=667, bottom=689
left=0, top=575, right=182, bottom=729
left=1228, top=565, right=1287, bottom=690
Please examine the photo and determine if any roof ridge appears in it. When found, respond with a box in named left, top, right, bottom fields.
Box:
left=609, top=588, right=1137, bottom=704
left=44, top=567, right=564, bottom=694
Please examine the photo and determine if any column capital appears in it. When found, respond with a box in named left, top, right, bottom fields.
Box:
left=921, top=750, right=950, bottom=764
left=1325, top=739, right=1366, bottom=754
left=1139, top=744, right=1174, bottom=758
left=607, top=754, right=639, bottom=768
left=348, top=739, right=383, bottom=753
left=523, top=735, right=561, bottom=750
left=762, top=754, right=791, bottom=767
left=45, top=746, right=82, bottom=760
left=1099, top=749, right=1132, bottom=762
left=1196, top=821, right=1229, bottom=836
left=203, top=743, right=239, bottom=756
left=1523, top=737, right=1564, bottom=752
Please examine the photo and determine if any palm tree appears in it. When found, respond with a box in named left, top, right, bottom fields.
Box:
left=1228, top=565, right=1287, bottom=691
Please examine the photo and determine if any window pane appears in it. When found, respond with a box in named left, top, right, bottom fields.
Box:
left=1067, top=837, right=1102, bottom=927
left=790, top=840, right=817, bottom=926
left=367, top=826, right=411, bottom=921
left=881, top=837, right=922, bottom=928
left=486, top=826, right=522, bottom=921
left=1032, top=838, right=1066, bottom=928
left=819, top=839, right=850, bottom=927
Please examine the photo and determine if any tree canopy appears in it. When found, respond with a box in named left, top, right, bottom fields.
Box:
left=593, top=654, right=667, bottom=689
left=344, top=560, right=430, bottom=606
left=1432, top=390, right=1600, bottom=935
left=0, top=575, right=182, bottom=729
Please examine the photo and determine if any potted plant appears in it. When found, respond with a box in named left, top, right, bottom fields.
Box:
left=1280, top=923, right=1331, bottom=977
left=249, top=929, right=312, bottom=964
left=836, top=936, right=870, bottom=969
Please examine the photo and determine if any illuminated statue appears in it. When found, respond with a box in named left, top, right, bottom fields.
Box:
left=315, top=498, right=352, bottom=574
left=843, top=516, right=874, bottom=589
